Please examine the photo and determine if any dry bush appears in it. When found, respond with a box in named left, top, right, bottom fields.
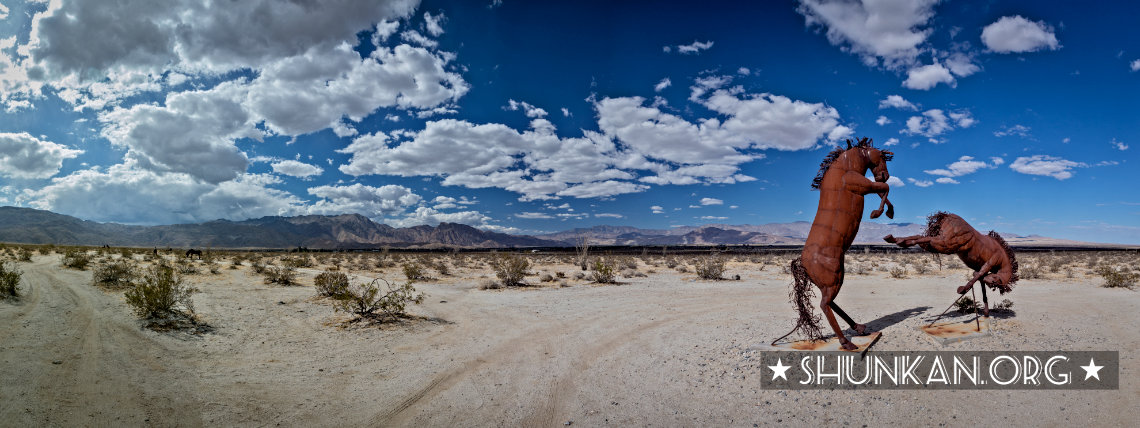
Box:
left=282, top=255, right=313, bottom=269
left=333, top=278, right=425, bottom=322
left=993, top=299, right=1014, bottom=312
left=433, top=259, right=451, bottom=276
left=92, top=259, right=138, bottom=289
left=1020, top=264, right=1044, bottom=280
left=478, top=278, right=500, bottom=290
left=0, top=261, right=21, bottom=299
left=403, top=260, right=430, bottom=281
left=621, top=268, right=647, bottom=278
left=912, top=262, right=930, bottom=275
left=695, top=255, right=726, bottom=280
left=37, top=245, right=53, bottom=256
left=591, top=258, right=616, bottom=284
left=314, top=270, right=350, bottom=297
left=955, top=296, right=979, bottom=314
left=539, top=272, right=555, bottom=282
left=491, top=254, right=530, bottom=287
left=889, top=265, right=908, bottom=279
left=61, top=249, right=91, bottom=270
left=176, top=258, right=200, bottom=275
left=262, top=265, right=297, bottom=286
left=17, top=248, right=33, bottom=262
left=124, top=263, right=196, bottom=319
left=1095, top=265, right=1138, bottom=289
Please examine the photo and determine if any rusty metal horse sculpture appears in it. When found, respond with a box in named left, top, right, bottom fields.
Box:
left=773, top=137, right=894, bottom=350
left=884, top=212, right=1018, bottom=316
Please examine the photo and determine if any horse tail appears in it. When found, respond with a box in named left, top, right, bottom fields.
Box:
left=772, top=257, right=824, bottom=345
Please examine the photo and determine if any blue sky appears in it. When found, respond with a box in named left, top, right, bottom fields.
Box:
left=0, top=0, right=1137, bottom=244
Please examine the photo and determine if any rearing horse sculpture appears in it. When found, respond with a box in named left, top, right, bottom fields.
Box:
left=774, top=137, right=894, bottom=350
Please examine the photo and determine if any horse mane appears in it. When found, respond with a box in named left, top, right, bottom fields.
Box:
left=810, top=137, right=885, bottom=190
left=923, top=211, right=950, bottom=237
left=987, top=230, right=1019, bottom=292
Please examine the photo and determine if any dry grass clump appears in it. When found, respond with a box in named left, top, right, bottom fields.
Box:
left=17, top=247, right=33, bottom=262
left=1095, top=265, right=1138, bottom=289
left=402, top=260, right=430, bottom=281
left=889, top=265, right=908, bottom=279
left=0, top=261, right=21, bottom=299
left=694, top=255, right=726, bottom=280
left=91, top=259, right=138, bottom=289
left=332, top=278, right=425, bottom=322
left=490, top=254, right=530, bottom=287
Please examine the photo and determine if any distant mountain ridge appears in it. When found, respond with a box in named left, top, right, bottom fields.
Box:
left=0, top=207, right=1106, bottom=249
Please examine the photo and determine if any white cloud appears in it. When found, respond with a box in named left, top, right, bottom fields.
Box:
left=561, top=107, right=571, bottom=117
left=935, top=177, right=958, bottom=184
left=797, top=0, right=939, bottom=70
left=907, top=177, right=933, bottom=187
left=943, top=52, right=980, bottom=77
left=505, top=99, right=548, bottom=118
left=516, top=212, right=553, bottom=219
left=737, top=67, right=751, bottom=75
left=1111, top=139, right=1129, bottom=151
left=981, top=16, right=1060, bottom=53
left=924, top=155, right=998, bottom=178
left=423, top=11, right=446, bottom=37
left=876, top=116, right=891, bottom=126
left=271, top=160, right=324, bottom=179
left=673, top=40, right=714, bottom=54
left=0, top=3, right=8, bottom=20
left=650, top=205, right=664, bottom=214
left=994, top=124, right=1031, bottom=138
left=903, top=108, right=972, bottom=138
left=883, top=137, right=900, bottom=146
left=1009, top=155, right=1085, bottom=180
left=700, top=197, right=723, bottom=206
left=594, top=213, right=623, bottom=218
left=654, top=77, right=672, bottom=92
left=903, top=62, right=955, bottom=90
left=387, top=206, right=499, bottom=230
left=700, top=216, right=728, bottom=220
left=1131, top=59, right=1140, bottom=72
left=306, top=183, right=423, bottom=218
left=0, top=132, right=83, bottom=179
left=886, top=176, right=904, bottom=187
left=990, top=157, right=1005, bottom=166
left=878, top=94, right=917, bottom=110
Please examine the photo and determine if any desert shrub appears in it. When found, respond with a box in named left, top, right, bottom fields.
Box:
left=695, top=255, right=726, bottom=280
left=61, top=249, right=91, bottom=270
left=889, top=265, right=908, bottom=279
left=433, top=260, right=451, bottom=276
left=1020, top=264, right=1044, bottom=280
left=332, top=278, right=425, bottom=321
left=314, top=271, right=350, bottom=297
left=849, top=262, right=869, bottom=275
left=621, top=268, right=647, bottom=278
left=1095, top=266, right=1138, bottom=289
left=262, top=265, right=297, bottom=286
left=176, top=259, right=200, bottom=275
left=491, top=254, right=529, bottom=287
left=955, top=296, right=979, bottom=314
left=591, top=258, right=616, bottom=284
left=0, top=261, right=21, bottom=299
left=993, top=299, right=1014, bottom=312
left=539, top=272, right=555, bottom=282
left=91, top=260, right=138, bottom=289
left=478, top=278, right=500, bottom=290
left=282, top=255, right=313, bottom=268
left=124, top=264, right=196, bottom=319
left=912, top=263, right=930, bottom=275
left=37, top=245, right=53, bottom=256
left=17, top=248, right=33, bottom=262
left=403, top=261, right=429, bottom=281
left=573, top=271, right=586, bottom=280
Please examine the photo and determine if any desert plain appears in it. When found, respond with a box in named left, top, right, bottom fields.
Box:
left=1, top=247, right=1138, bottom=427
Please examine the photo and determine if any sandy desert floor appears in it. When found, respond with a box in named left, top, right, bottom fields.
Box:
left=1, top=251, right=1138, bottom=427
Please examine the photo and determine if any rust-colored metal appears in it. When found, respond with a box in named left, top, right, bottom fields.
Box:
left=921, top=322, right=983, bottom=338
left=884, top=212, right=1019, bottom=317
left=773, top=137, right=894, bottom=351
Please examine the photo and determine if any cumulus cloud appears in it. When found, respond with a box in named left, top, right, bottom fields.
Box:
left=903, top=62, right=955, bottom=90
left=879, top=94, right=917, bottom=110
left=924, top=155, right=999, bottom=178
left=886, top=176, right=904, bottom=187
left=654, top=77, right=672, bottom=92
left=0, top=132, right=83, bottom=179
left=935, top=177, right=958, bottom=184
left=876, top=116, right=891, bottom=126
left=671, top=40, right=714, bottom=54
left=306, top=183, right=423, bottom=218
left=981, top=16, right=1060, bottom=53
left=651, top=205, right=665, bottom=214
left=516, top=212, right=553, bottom=219
left=1131, top=59, right=1140, bottom=72
left=994, top=124, right=1031, bottom=138
left=700, top=197, right=723, bottom=206
left=907, top=177, right=933, bottom=187
left=505, top=99, right=548, bottom=118
left=1009, top=155, right=1085, bottom=180
left=882, top=137, right=900, bottom=146
left=1111, top=139, right=1128, bottom=151
left=797, top=0, right=939, bottom=70
left=271, top=160, right=324, bottom=178
left=903, top=108, right=973, bottom=139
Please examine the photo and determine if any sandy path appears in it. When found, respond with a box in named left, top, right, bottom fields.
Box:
left=2, top=255, right=1138, bottom=426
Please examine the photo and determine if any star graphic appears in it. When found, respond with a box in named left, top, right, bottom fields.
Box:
left=1081, top=358, right=1103, bottom=381
left=769, top=358, right=791, bottom=381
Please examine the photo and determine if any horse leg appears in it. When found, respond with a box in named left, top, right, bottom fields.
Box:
left=843, top=172, right=892, bottom=219
left=827, top=301, right=867, bottom=335
left=957, top=261, right=994, bottom=294
left=820, top=286, right=856, bottom=350
left=883, top=234, right=931, bottom=248
left=979, top=284, right=990, bottom=317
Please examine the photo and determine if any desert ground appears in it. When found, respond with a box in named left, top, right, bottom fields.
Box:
left=1, top=247, right=1138, bottom=427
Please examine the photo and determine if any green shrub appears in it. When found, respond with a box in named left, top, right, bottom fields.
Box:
left=402, top=261, right=429, bottom=281
left=0, top=261, right=21, bottom=299
left=61, top=249, right=91, bottom=270
left=262, top=265, right=297, bottom=286
left=314, top=271, right=350, bottom=297
left=955, top=296, right=978, bottom=314
left=695, top=255, right=726, bottom=280
left=1095, top=266, right=1138, bottom=289
left=124, top=264, right=196, bottom=319
left=491, top=254, right=529, bottom=287
left=17, top=248, right=33, bottom=262
left=333, top=278, right=425, bottom=321
left=91, top=260, right=138, bottom=289
left=591, top=258, right=616, bottom=284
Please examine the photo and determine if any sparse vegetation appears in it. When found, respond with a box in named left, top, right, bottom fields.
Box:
left=0, top=261, right=21, bottom=299
left=61, top=249, right=91, bottom=270
left=490, top=254, right=530, bottom=287
left=402, top=260, right=429, bottom=282
left=591, top=258, right=616, bottom=284
left=314, top=270, right=350, bottom=297
left=262, top=265, right=297, bottom=286
left=955, top=296, right=979, bottom=314
left=91, top=259, right=138, bottom=289
left=695, top=255, right=726, bottom=280
left=1095, top=265, right=1138, bottom=289
left=124, top=263, right=196, bottom=319
left=18, top=247, right=33, bottom=262
left=332, top=278, right=425, bottom=322
left=889, top=265, right=908, bottom=279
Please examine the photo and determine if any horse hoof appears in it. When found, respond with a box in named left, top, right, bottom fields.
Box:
left=883, top=235, right=896, bottom=243
left=840, top=341, right=857, bottom=351
left=854, top=324, right=868, bottom=335
left=956, top=285, right=971, bottom=294
left=870, top=209, right=883, bottom=219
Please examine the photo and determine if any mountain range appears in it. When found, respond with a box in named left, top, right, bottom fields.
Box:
left=0, top=206, right=1102, bottom=249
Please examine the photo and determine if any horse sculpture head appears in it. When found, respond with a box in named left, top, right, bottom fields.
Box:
left=850, top=137, right=893, bottom=183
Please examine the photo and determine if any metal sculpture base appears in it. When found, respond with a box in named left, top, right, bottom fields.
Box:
left=767, top=331, right=882, bottom=357
left=919, top=318, right=991, bottom=346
